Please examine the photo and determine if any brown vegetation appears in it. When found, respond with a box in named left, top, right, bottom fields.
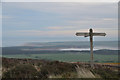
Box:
left=2, top=57, right=119, bottom=79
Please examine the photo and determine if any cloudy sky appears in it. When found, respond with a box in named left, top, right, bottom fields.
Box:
left=2, top=2, right=118, bottom=46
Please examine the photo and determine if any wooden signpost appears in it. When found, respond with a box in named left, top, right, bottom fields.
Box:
left=76, top=28, right=106, bottom=68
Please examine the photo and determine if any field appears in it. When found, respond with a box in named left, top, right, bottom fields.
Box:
left=3, top=52, right=118, bottom=63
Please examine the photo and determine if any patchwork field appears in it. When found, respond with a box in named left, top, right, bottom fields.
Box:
left=3, top=52, right=118, bottom=63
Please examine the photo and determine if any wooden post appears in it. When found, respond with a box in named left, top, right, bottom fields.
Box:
left=89, top=29, right=94, bottom=68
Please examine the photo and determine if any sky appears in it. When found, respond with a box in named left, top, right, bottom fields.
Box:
left=2, top=2, right=118, bottom=46
left=1, top=0, right=119, bottom=2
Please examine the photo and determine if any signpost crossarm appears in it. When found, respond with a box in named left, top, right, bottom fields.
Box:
left=76, top=33, right=89, bottom=37
left=93, top=33, right=106, bottom=36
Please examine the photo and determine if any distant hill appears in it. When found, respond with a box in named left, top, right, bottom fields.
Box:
left=2, top=41, right=118, bottom=55
left=22, top=41, right=118, bottom=49
left=2, top=46, right=118, bottom=55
